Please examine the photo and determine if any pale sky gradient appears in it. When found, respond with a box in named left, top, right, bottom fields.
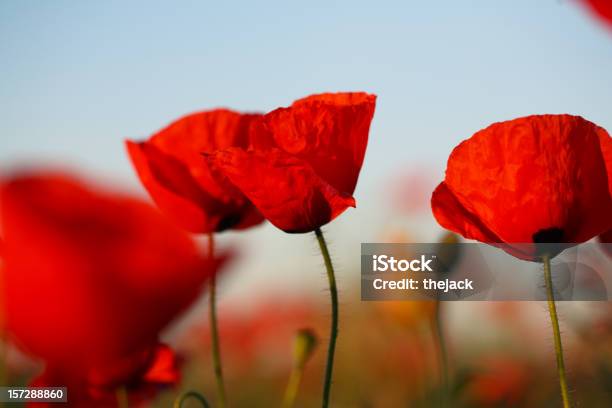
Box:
left=1, top=1, right=611, bottom=308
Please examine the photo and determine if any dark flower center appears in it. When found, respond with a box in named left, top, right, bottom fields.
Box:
left=532, top=227, right=568, bottom=259
left=217, top=214, right=242, bottom=232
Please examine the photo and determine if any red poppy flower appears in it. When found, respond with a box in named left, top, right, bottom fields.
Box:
left=206, top=92, right=377, bottom=233
left=598, top=130, right=612, bottom=257
left=126, top=109, right=264, bottom=233
left=581, top=0, right=612, bottom=28
left=29, top=344, right=179, bottom=408
left=431, top=114, right=612, bottom=260
left=0, top=172, right=222, bottom=381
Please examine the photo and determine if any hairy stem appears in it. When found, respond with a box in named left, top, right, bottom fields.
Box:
left=543, top=254, right=572, bottom=408
left=208, top=234, right=226, bottom=408
left=314, top=228, right=338, bottom=408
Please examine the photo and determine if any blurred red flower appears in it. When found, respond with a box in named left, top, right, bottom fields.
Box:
left=466, top=356, right=531, bottom=406
left=181, top=300, right=321, bottom=375
left=29, top=344, right=179, bottom=408
left=431, top=114, right=612, bottom=260
left=126, top=109, right=264, bottom=233
left=0, top=172, right=223, bottom=405
left=581, top=0, right=612, bottom=28
left=206, top=92, right=376, bottom=233
left=387, top=167, right=437, bottom=215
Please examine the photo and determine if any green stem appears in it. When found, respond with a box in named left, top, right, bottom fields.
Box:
left=281, top=362, right=305, bottom=408
left=173, top=391, right=211, bottom=408
left=542, top=254, right=572, bottom=408
left=115, top=387, right=129, bottom=408
left=208, top=234, right=226, bottom=408
left=314, top=228, right=338, bottom=408
left=432, top=300, right=449, bottom=407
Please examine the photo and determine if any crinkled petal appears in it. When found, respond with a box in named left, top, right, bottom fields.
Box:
left=207, top=148, right=355, bottom=233
left=443, top=115, right=612, bottom=245
left=126, top=140, right=262, bottom=232
left=252, top=92, right=376, bottom=196
left=126, top=140, right=220, bottom=232
left=149, top=109, right=262, bottom=202
left=126, top=109, right=265, bottom=233
left=431, top=182, right=537, bottom=260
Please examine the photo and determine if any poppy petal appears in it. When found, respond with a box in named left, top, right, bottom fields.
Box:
left=30, top=344, right=180, bottom=408
left=431, top=182, right=502, bottom=244
left=581, top=0, right=612, bottom=28
left=206, top=148, right=355, bottom=233
left=126, top=140, right=221, bottom=232
left=432, top=182, right=539, bottom=261
left=151, top=109, right=258, bottom=153
left=253, top=92, right=376, bottom=196
left=126, top=110, right=264, bottom=233
left=599, top=127, right=612, bottom=194
left=0, top=172, right=221, bottom=367
left=142, top=344, right=180, bottom=384
left=127, top=140, right=261, bottom=232
left=442, top=115, right=612, bottom=245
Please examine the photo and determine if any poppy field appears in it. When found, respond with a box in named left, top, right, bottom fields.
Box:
left=1, top=1, right=612, bottom=407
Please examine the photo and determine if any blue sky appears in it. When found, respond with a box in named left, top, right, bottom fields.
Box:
left=2, top=1, right=611, bottom=181
left=1, top=1, right=611, bottom=301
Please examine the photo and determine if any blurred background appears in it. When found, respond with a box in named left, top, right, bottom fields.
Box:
left=1, top=1, right=612, bottom=406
